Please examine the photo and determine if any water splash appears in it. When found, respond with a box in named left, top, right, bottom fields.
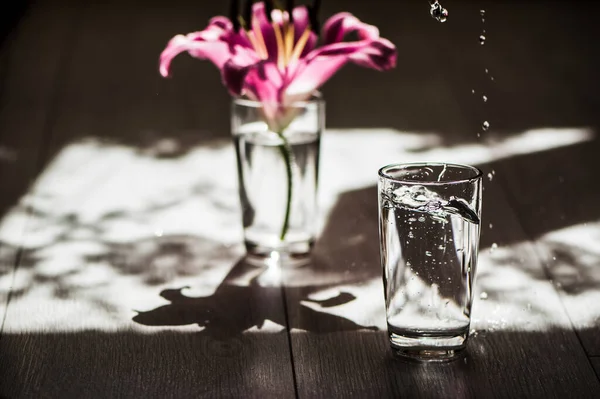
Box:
left=429, top=1, right=448, bottom=22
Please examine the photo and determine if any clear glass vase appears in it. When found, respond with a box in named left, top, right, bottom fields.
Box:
left=231, top=96, right=324, bottom=265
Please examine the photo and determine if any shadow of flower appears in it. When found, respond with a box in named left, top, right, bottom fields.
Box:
left=133, top=257, right=378, bottom=336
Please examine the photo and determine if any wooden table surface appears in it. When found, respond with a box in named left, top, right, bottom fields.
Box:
left=1, top=0, right=599, bottom=397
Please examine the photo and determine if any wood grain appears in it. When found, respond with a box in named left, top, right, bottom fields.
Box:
left=288, top=329, right=599, bottom=399
left=0, top=0, right=78, bottom=331
left=592, top=357, right=600, bottom=380
left=0, top=1, right=296, bottom=397
left=0, top=330, right=295, bottom=398
left=283, top=175, right=600, bottom=397
left=1, top=0, right=600, bottom=397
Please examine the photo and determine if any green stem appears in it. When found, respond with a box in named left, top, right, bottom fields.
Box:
left=276, top=131, right=293, bottom=241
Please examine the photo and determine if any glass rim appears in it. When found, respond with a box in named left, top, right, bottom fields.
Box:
left=232, top=92, right=324, bottom=108
left=378, top=162, right=483, bottom=186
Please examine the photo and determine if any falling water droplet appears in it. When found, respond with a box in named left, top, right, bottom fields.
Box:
left=429, top=1, right=449, bottom=23
left=480, top=292, right=488, bottom=300
left=485, top=68, right=489, bottom=74
left=490, top=243, right=498, bottom=253
left=489, top=223, right=493, bottom=229
left=154, top=229, right=164, bottom=237
left=482, top=95, right=488, bottom=102
left=471, top=89, right=475, bottom=94
left=487, top=172, right=493, bottom=181
left=425, top=251, right=432, bottom=257
left=479, top=35, right=486, bottom=45
left=482, top=121, right=490, bottom=131
left=480, top=9, right=486, bottom=17
left=552, top=256, right=557, bottom=261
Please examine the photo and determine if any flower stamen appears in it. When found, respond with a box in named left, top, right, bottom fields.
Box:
left=284, top=22, right=295, bottom=65
left=272, top=21, right=286, bottom=70
left=289, top=27, right=311, bottom=65
left=251, top=20, right=269, bottom=59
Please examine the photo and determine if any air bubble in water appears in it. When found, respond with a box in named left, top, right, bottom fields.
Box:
left=479, top=35, right=486, bottom=45
left=429, top=1, right=449, bottom=23
left=482, top=121, right=490, bottom=131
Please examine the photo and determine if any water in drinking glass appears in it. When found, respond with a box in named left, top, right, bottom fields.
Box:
left=378, top=163, right=482, bottom=361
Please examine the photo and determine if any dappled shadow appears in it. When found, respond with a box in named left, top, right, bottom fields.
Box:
left=310, top=137, right=600, bottom=295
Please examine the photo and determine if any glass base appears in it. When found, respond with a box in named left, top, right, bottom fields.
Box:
left=388, top=328, right=468, bottom=363
left=244, top=239, right=314, bottom=267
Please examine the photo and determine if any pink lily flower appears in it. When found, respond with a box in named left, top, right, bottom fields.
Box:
left=159, top=1, right=396, bottom=132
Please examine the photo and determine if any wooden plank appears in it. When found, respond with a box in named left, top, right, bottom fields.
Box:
left=283, top=169, right=600, bottom=397
left=288, top=330, right=599, bottom=399
left=281, top=0, right=600, bottom=394
left=495, top=138, right=600, bottom=357
left=0, top=1, right=297, bottom=397
left=0, top=330, right=294, bottom=398
left=0, top=1, right=78, bottom=330
left=592, top=357, right=600, bottom=380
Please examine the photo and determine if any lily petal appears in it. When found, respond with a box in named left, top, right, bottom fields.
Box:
left=159, top=17, right=250, bottom=77
left=221, top=50, right=263, bottom=96
left=244, top=62, right=284, bottom=105
left=322, top=12, right=380, bottom=45
left=285, top=38, right=396, bottom=102
left=292, top=6, right=318, bottom=57
left=251, top=2, right=278, bottom=61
